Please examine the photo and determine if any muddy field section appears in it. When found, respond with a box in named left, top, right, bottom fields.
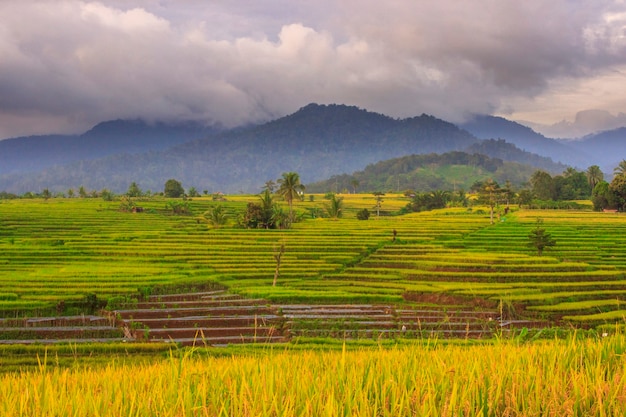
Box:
left=0, top=291, right=548, bottom=346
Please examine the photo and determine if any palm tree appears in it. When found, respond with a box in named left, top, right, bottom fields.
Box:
left=586, top=165, right=604, bottom=190
left=203, top=205, right=228, bottom=228
left=614, top=160, right=626, bottom=177
left=263, top=180, right=276, bottom=193
left=277, top=172, right=305, bottom=223
left=429, top=190, right=450, bottom=209
left=324, top=193, right=344, bottom=219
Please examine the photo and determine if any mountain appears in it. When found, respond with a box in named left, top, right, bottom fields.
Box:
left=0, top=104, right=481, bottom=194
left=566, top=127, right=626, bottom=175
left=465, top=139, right=567, bottom=173
left=0, top=119, right=219, bottom=176
left=458, top=115, right=589, bottom=168
left=0, top=104, right=601, bottom=195
left=306, top=151, right=540, bottom=194
left=522, top=110, right=626, bottom=139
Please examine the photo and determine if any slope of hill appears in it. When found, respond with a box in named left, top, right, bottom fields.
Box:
left=0, top=120, right=219, bottom=176
left=306, top=151, right=540, bottom=193
left=459, top=115, right=589, bottom=168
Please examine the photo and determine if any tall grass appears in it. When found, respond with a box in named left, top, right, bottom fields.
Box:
left=1, top=336, right=625, bottom=416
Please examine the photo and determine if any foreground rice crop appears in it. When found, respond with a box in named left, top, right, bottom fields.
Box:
left=1, top=335, right=624, bottom=416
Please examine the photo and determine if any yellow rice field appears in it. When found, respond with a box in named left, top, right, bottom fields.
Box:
left=1, top=335, right=625, bottom=416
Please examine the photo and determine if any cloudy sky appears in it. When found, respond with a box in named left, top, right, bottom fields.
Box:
left=2, top=0, right=626, bottom=139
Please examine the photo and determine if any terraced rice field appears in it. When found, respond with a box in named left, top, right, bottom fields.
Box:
left=1, top=196, right=626, bottom=346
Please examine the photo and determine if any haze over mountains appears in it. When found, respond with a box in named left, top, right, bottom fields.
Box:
left=0, top=103, right=622, bottom=195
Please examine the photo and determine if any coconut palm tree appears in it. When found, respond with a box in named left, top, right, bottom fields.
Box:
left=324, top=193, right=344, bottom=219
left=586, top=165, right=604, bottom=190
left=276, top=172, right=305, bottom=223
left=203, top=205, right=228, bottom=228
left=614, top=160, right=626, bottom=177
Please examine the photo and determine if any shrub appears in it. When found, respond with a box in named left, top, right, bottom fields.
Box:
left=356, top=208, right=370, bottom=220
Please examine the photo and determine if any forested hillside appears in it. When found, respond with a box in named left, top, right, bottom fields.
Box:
left=306, top=152, right=539, bottom=193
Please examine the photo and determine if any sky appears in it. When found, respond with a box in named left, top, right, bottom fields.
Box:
left=1, top=0, right=626, bottom=140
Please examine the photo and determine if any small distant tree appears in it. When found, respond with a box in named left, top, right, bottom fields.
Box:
left=530, top=170, right=556, bottom=200
left=240, top=189, right=278, bottom=229
left=164, top=179, right=184, bottom=198
left=528, top=218, right=556, bottom=256
left=67, top=189, right=75, bottom=198
left=42, top=188, right=51, bottom=200
left=127, top=182, right=143, bottom=197
left=100, top=189, right=113, bottom=201
left=350, top=178, right=359, bottom=194
left=263, top=180, right=276, bottom=193
left=165, top=200, right=190, bottom=215
left=613, top=160, right=626, bottom=177
left=277, top=172, right=305, bottom=224
left=119, top=196, right=136, bottom=212
left=516, top=189, right=534, bottom=209
left=203, top=205, right=228, bottom=228
left=592, top=181, right=619, bottom=211
left=187, top=187, right=199, bottom=197
left=324, top=193, right=344, bottom=219
left=477, top=179, right=500, bottom=224
left=610, top=171, right=626, bottom=211
left=273, top=242, right=286, bottom=287
left=586, top=165, right=604, bottom=191
left=356, top=208, right=370, bottom=220
left=373, top=192, right=385, bottom=217
left=78, top=186, right=87, bottom=198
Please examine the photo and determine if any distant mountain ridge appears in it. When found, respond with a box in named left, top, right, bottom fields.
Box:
left=459, top=115, right=590, bottom=168
left=0, top=119, right=219, bottom=176
left=567, top=127, right=626, bottom=175
left=0, top=103, right=618, bottom=194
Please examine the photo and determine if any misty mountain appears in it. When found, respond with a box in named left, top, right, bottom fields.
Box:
left=465, top=139, right=567, bottom=173
left=458, top=115, right=590, bottom=168
left=566, top=127, right=626, bottom=176
left=0, top=104, right=482, bottom=194
left=0, top=119, right=219, bottom=176
left=0, top=104, right=598, bottom=195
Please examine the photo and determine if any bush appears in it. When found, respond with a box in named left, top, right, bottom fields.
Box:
left=356, top=208, right=370, bottom=220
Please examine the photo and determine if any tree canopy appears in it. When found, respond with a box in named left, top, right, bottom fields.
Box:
left=164, top=179, right=184, bottom=198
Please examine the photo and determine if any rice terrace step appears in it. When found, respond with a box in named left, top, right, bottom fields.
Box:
left=0, top=290, right=550, bottom=346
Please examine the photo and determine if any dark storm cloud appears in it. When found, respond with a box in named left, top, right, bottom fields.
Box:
left=1, top=0, right=625, bottom=138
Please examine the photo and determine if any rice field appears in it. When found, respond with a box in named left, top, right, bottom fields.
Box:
left=1, top=196, right=626, bottom=326
left=4, top=195, right=626, bottom=414
left=0, top=334, right=625, bottom=416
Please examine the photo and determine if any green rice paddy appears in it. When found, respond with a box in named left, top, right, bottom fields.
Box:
left=1, top=195, right=626, bottom=326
